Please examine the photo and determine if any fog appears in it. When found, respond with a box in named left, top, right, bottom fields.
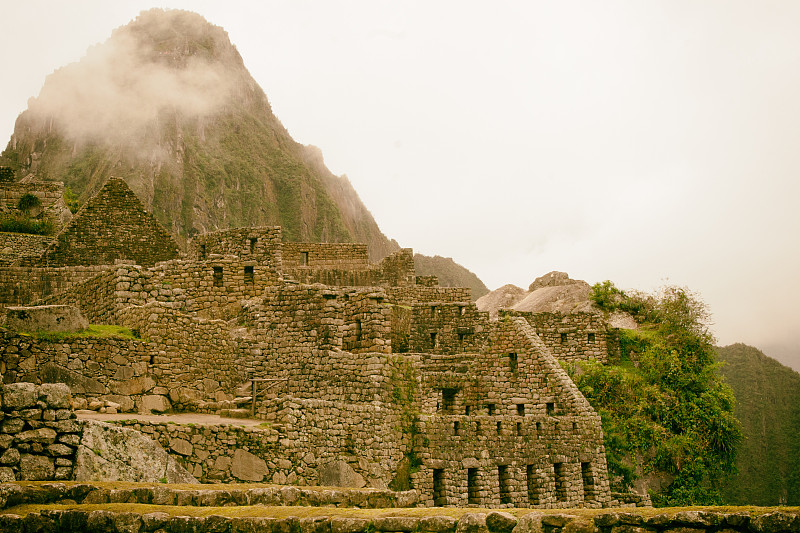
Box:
left=2, top=2, right=799, bottom=371
left=21, top=9, right=236, bottom=153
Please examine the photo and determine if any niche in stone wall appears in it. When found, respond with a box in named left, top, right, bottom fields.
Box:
left=300, top=251, right=309, bottom=266
left=248, top=237, right=257, bottom=254
left=554, top=463, right=567, bottom=502
left=213, top=266, right=223, bottom=287
left=244, top=265, right=254, bottom=284
left=588, top=332, right=596, bottom=343
left=508, top=352, right=518, bottom=373
left=441, top=388, right=458, bottom=413
left=498, top=465, right=512, bottom=504
left=581, top=462, right=595, bottom=502
left=467, top=468, right=479, bottom=505
left=526, top=464, right=539, bottom=505
left=433, top=469, right=446, bottom=506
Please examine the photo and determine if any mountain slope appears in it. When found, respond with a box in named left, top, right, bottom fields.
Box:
left=0, top=9, right=396, bottom=259
left=413, top=254, right=489, bottom=300
left=716, top=343, right=800, bottom=505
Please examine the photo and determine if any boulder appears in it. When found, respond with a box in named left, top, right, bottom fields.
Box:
left=230, top=448, right=267, bottom=482
left=139, top=395, right=171, bottom=413
left=318, top=460, right=366, bottom=488
left=74, top=420, right=197, bottom=484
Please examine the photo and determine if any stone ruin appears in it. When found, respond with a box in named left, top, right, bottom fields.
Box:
left=0, top=177, right=628, bottom=508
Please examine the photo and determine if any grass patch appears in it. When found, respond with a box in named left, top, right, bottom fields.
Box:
left=30, top=324, right=139, bottom=342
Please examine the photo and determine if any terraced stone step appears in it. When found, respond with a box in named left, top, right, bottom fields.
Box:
left=0, top=505, right=798, bottom=533
left=0, top=482, right=418, bottom=510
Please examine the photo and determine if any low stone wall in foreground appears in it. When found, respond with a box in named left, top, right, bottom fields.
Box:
left=0, top=496, right=796, bottom=533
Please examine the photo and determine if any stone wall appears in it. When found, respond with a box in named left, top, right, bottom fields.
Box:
left=405, top=302, right=488, bottom=355
left=0, top=505, right=797, bottom=533
left=387, top=286, right=472, bottom=305
left=0, top=181, right=64, bottom=210
left=0, top=233, right=53, bottom=266
left=0, top=265, right=106, bottom=310
left=411, top=317, right=611, bottom=508
left=188, top=226, right=282, bottom=265
left=282, top=242, right=370, bottom=269
left=35, top=177, right=180, bottom=267
left=284, top=248, right=417, bottom=289
left=511, top=311, right=610, bottom=363
left=0, top=382, right=80, bottom=482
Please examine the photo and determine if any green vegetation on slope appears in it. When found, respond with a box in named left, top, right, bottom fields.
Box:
left=565, top=282, right=741, bottom=506
left=716, top=343, right=800, bottom=505
left=413, top=254, right=489, bottom=301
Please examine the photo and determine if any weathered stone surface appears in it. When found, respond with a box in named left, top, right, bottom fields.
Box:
left=230, top=448, right=267, bottom=482
left=169, top=438, right=193, bottom=456
left=318, top=460, right=366, bottom=488
left=139, top=394, right=171, bottom=413
left=331, top=517, right=371, bottom=533
left=512, top=514, right=544, bottom=533
left=5, top=305, right=88, bottom=333
left=111, top=376, right=156, bottom=397
left=39, top=363, right=107, bottom=395
left=0, top=448, right=20, bottom=465
left=374, top=517, right=420, bottom=532
left=3, top=383, right=38, bottom=410
left=19, top=454, right=54, bottom=480
left=15, top=428, right=57, bottom=444
left=486, top=512, right=518, bottom=533
left=74, top=420, right=197, bottom=484
left=100, top=395, right=134, bottom=413
left=38, top=383, right=71, bottom=409
left=456, top=514, right=489, bottom=533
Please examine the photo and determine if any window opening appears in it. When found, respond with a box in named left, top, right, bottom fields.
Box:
left=199, top=244, right=206, bottom=260
left=516, top=422, right=523, bottom=436
left=249, top=237, right=257, bottom=254
left=498, top=465, right=511, bottom=504
left=430, top=305, right=437, bottom=318
left=588, top=332, right=596, bottom=343
left=467, top=468, right=479, bottom=505
left=496, top=421, right=502, bottom=434
left=433, top=469, right=446, bottom=506
left=546, top=402, right=555, bottom=416
left=300, top=251, right=309, bottom=266
left=509, top=352, right=518, bottom=373
left=465, top=405, right=471, bottom=416
left=244, top=265, right=254, bottom=284
left=517, top=403, right=525, bottom=416
left=213, top=266, right=223, bottom=287
left=430, top=332, right=438, bottom=349
left=354, top=320, right=362, bottom=342
left=487, top=403, right=496, bottom=415
left=560, top=332, right=567, bottom=343
left=453, top=421, right=460, bottom=435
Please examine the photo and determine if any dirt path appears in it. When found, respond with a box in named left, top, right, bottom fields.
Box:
left=76, top=411, right=265, bottom=427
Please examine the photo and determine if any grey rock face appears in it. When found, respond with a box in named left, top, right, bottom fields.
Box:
left=318, top=460, right=366, bottom=488
left=74, top=420, right=197, bottom=484
left=4, top=305, right=88, bottom=333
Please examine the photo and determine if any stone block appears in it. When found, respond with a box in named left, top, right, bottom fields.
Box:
left=318, top=460, right=366, bottom=488
left=38, top=383, right=71, bottom=409
left=19, top=454, right=55, bottom=481
left=140, top=395, right=171, bottom=413
left=3, top=382, right=38, bottom=410
left=5, top=305, right=88, bottom=333
left=231, top=449, right=267, bottom=482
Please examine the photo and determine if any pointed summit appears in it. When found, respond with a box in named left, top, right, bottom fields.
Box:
left=2, top=9, right=396, bottom=259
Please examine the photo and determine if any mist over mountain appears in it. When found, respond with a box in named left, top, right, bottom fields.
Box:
left=0, top=8, right=396, bottom=258
left=413, top=254, right=489, bottom=301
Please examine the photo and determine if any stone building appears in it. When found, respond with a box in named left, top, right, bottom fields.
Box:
left=0, top=177, right=613, bottom=508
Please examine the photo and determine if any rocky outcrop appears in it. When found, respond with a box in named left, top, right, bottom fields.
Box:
left=74, top=420, right=197, bottom=484
left=476, top=272, right=595, bottom=318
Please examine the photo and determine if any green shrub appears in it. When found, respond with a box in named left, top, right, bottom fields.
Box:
left=0, top=213, right=55, bottom=235
left=17, top=193, right=41, bottom=212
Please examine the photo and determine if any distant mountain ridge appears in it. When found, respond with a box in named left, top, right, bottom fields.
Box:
left=0, top=9, right=396, bottom=259
left=716, top=343, right=800, bottom=505
left=413, top=254, right=489, bottom=301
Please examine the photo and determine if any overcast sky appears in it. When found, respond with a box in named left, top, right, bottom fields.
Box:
left=3, top=1, right=799, bottom=371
